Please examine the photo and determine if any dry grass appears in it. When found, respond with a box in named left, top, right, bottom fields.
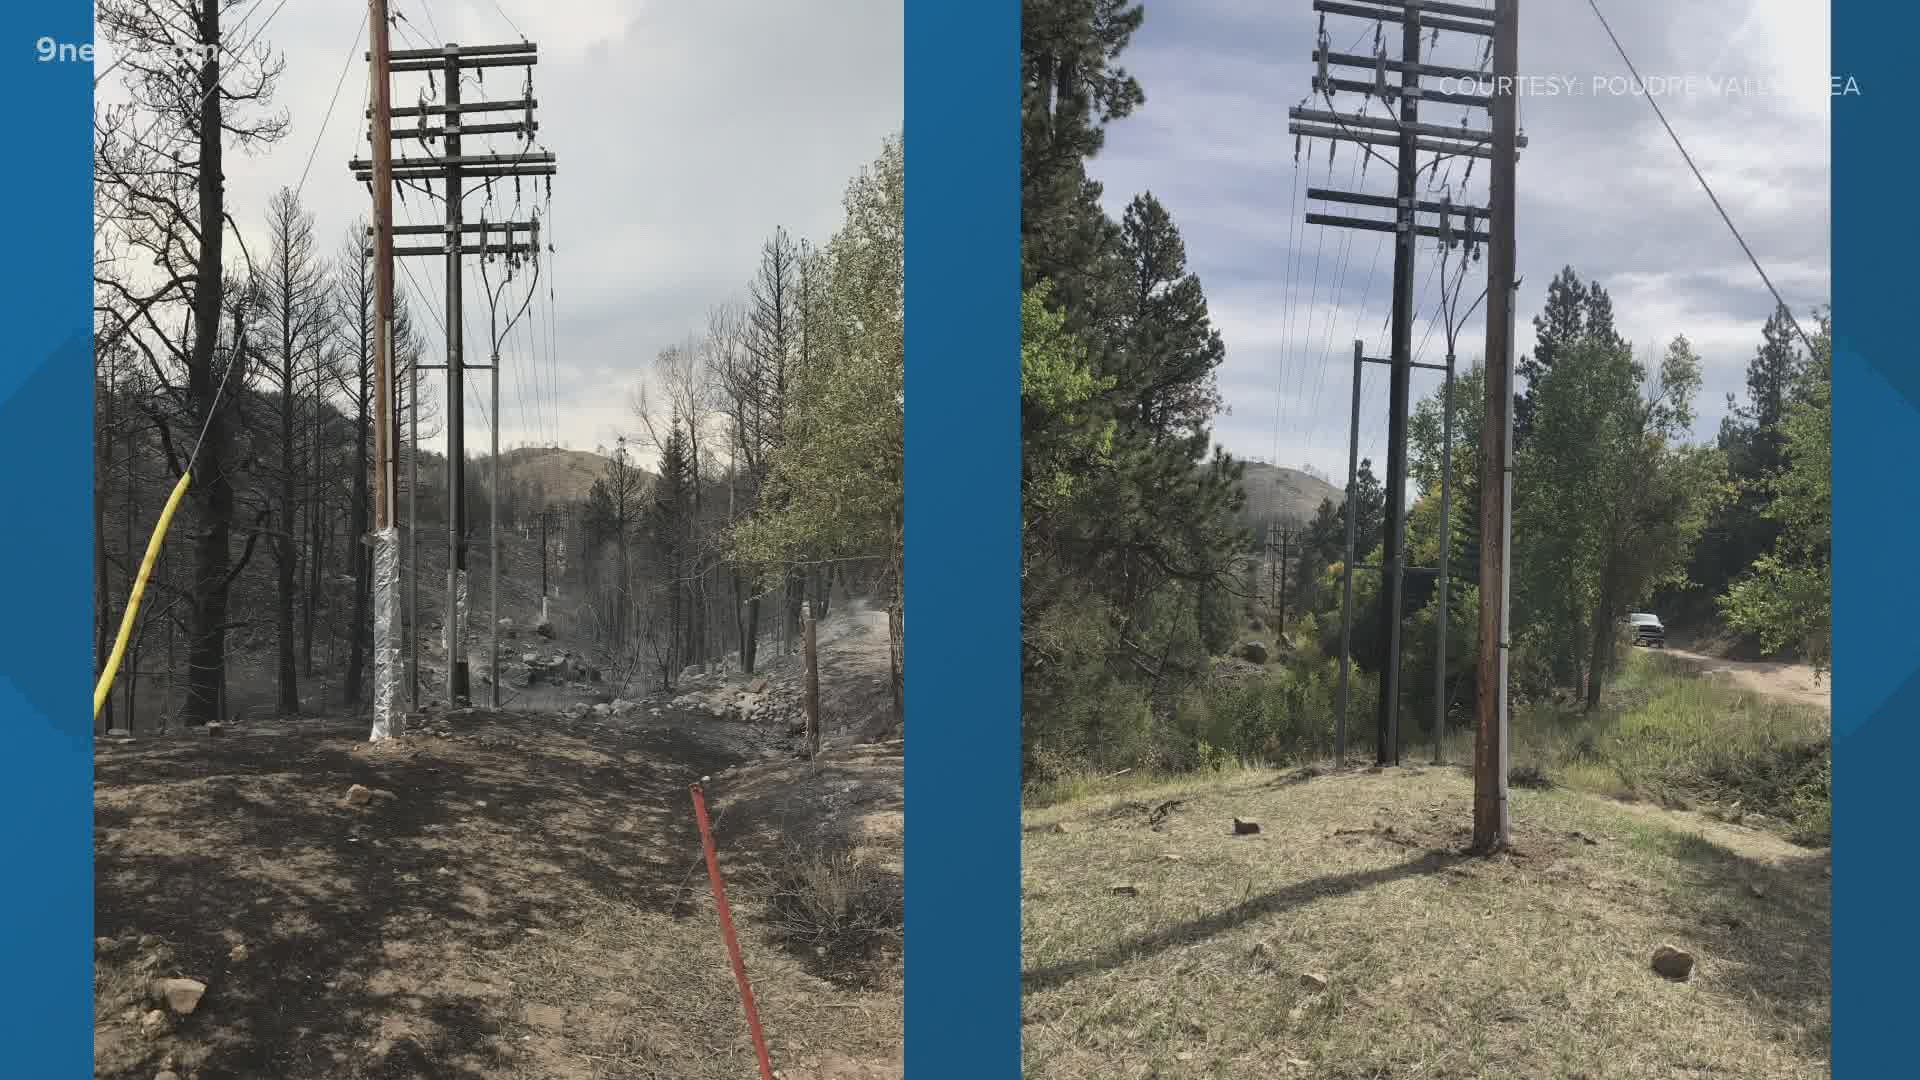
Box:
left=1023, top=766, right=1829, bottom=1080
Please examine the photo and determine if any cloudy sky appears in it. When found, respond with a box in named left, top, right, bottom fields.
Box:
left=1087, top=0, right=1830, bottom=482
left=98, top=0, right=902, bottom=461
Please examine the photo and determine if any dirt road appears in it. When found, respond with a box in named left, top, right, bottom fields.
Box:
left=1662, top=647, right=1830, bottom=713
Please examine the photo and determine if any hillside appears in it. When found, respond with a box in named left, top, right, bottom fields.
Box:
left=494, top=446, right=630, bottom=507
left=1236, top=461, right=1342, bottom=527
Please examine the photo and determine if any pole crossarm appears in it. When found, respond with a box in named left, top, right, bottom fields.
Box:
left=1288, top=120, right=1495, bottom=160
left=1307, top=212, right=1491, bottom=246
left=1291, top=107, right=1522, bottom=148
left=1310, top=186, right=1490, bottom=219
left=1312, top=75, right=1491, bottom=108
left=1313, top=0, right=1495, bottom=37
left=377, top=98, right=537, bottom=119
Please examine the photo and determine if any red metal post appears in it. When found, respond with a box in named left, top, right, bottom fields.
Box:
left=690, top=783, right=776, bottom=1080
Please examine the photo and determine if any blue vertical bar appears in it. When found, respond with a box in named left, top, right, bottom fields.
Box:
left=1, top=7, right=96, bottom=1074
left=1832, top=1, right=1914, bottom=1074
left=905, top=1, right=1020, bottom=1077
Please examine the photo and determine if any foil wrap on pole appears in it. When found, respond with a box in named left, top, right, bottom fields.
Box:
left=371, top=526, right=401, bottom=740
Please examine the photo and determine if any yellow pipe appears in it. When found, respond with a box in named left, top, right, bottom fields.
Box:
left=94, top=471, right=192, bottom=724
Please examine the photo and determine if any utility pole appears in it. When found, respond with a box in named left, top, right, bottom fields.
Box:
left=355, top=40, right=553, bottom=709
left=1291, top=0, right=1516, bottom=767
left=1278, top=526, right=1292, bottom=627
left=1474, top=0, right=1519, bottom=853
left=365, top=0, right=400, bottom=741
left=1375, top=7, right=1420, bottom=767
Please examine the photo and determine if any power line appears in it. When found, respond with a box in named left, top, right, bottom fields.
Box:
left=295, top=10, right=371, bottom=200
left=1584, top=0, right=1817, bottom=354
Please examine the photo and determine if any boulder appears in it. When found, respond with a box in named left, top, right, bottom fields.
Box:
left=1651, top=944, right=1696, bottom=981
left=1236, top=641, right=1270, bottom=664
left=152, top=977, right=206, bottom=1015
left=344, top=784, right=374, bottom=807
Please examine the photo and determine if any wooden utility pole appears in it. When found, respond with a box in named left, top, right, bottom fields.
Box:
left=1474, top=0, right=1518, bottom=853
left=1373, top=3, right=1422, bottom=768
left=366, top=0, right=400, bottom=741
left=355, top=40, right=552, bottom=709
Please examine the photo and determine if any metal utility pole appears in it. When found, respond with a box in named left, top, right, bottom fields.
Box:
left=1335, top=341, right=1362, bottom=766
left=366, top=0, right=400, bottom=741
left=1434, top=351, right=1454, bottom=765
left=1474, top=0, right=1519, bottom=853
left=1291, top=0, right=1515, bottom=767
left=355, top=40, right=553, bottom=709
left=1278, top=526, right=1292, bottom=627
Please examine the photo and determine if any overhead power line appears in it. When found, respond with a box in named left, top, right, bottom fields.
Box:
left=1583, top=0, right=1818, bottom=354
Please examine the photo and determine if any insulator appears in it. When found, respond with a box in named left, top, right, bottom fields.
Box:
left=1375, top=47, right=1389, bottom=100
left=1294, top=133, right=1302, bottom=162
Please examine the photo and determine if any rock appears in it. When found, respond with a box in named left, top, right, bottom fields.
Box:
left=609, top=699, right=639, bottom=717
left=106, top=728, right=132, bottom=739
left=1749, top=883, right=1767, bottom=899
left=1047, top=821, right=1076, bottom=835
left=205, top=722, right=224, bottom=737
left=787, top=719, right=809, bottom=736
left=155, top=1072, right=181, bottom=1080
left=522, top=652, right=541, bottom=665
left=1233, top=818, right=1262, bottom=835
left=344, top=784, right=374, bottom=807
left=1236, top=641, right=1270, bottom=664
left=1298, top=972, right=1329, bottom=993
left=228, top=943, right=249, bottom=964
left=749, top=677, right=770, bottom=694
left=140, top=1009, right=167, bottom=1037
left=1651, top=944, right=1695, bottom=981
left=498, top=617, right=515, bottom=631
left=591, top=704, right=612, bottom=718
left=533, top=620, right=555, bottom=639
left=1109, top=884, right=1140, bottom=897
left=152, top=977, right=206, bottom=1015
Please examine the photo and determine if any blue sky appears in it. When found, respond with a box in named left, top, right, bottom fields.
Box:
left=1087, top=0, right=1831, bottom=482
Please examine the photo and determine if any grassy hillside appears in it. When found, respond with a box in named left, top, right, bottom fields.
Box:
left=1237, top=461, right=1342, bottom=526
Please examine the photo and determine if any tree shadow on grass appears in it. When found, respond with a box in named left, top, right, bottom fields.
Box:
left=1632, top=827, right=1831, bottom=1056
left=1021, top=848, right=1464, bottom=993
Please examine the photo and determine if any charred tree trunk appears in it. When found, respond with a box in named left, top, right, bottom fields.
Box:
left=184, top=0, right=233, bottom=728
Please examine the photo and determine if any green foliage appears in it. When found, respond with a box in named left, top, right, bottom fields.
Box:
left=1490, top=652, right=1830, bottom=844
left=1721, top=311, right=1831, bottom=672
left=1020, top=0, right=1251, bottom=775
left=733, top=137, right=904, bottom=581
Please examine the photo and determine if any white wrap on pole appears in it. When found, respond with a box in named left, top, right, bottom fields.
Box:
left=371, top=526, right=401, bottom=741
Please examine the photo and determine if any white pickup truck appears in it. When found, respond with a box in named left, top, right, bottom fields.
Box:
left=1626, top=612, right=1665, bottom=647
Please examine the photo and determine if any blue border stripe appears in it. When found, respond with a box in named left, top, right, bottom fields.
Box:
left=2, top=6, right=96, bottom=1073
left=904, top=1, right=1020, bottom=1076
left=1833, top=1, right=1914, bottom=1073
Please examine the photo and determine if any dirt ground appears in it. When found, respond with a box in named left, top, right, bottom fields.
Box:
left=95, top=689, right=902, bottom=1078
left=1661, top=647, right=1831, bottom=714
left=1022, top=767, right=1830, bottom=1079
